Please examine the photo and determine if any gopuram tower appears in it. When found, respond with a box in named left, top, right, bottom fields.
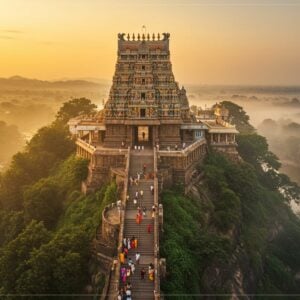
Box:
left=103, top=32, right=191, bottom=147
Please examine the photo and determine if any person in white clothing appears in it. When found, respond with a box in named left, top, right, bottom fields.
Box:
left=135, top=252, right=140, bottom=264
left=131, top=263, right=135, bottom=274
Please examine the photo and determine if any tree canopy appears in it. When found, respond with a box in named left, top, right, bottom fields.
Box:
left=56, top=98, right=97, bottom=124
left=220, top=101, right=255, bottom=134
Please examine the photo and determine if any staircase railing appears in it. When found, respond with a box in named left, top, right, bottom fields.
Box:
left=104, top=146, right=130, bottom=299
left=153, top=147, right=160, bottom=299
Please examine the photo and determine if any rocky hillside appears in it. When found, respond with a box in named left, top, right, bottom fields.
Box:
left=160, top=102, right=300, bottom=298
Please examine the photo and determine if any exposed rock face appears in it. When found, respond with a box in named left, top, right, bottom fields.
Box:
left=187, top=183, right=258, bottom=298
left=186, top=178, right=298, bottom=298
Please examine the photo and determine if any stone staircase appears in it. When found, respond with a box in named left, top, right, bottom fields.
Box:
left=120, top=149, right=155, bottom=299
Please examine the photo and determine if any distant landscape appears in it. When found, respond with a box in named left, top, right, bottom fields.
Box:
left=187, top=85, right=300, bottom=184
left=1, top=76, right=300, bottom=188
left=0, top=76, right=109, bottom=170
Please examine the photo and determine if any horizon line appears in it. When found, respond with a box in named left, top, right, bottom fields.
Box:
left=1, top=75, right=300, bottom=87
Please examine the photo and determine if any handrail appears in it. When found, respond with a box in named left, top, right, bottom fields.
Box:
left=158, top=138, right=206, bottom=156
left=153, top=147, right=160, bottom=299
left=104, top=146, right=130, bottom=299
left=76, top=138, right=96, bottom=154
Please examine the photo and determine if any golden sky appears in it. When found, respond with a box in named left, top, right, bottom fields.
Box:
left=0, top=0, right=300, bottom=85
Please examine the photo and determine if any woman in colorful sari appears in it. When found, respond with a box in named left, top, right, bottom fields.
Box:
left=130, top=237, right=135, bottom=249
left=138, top=212, right=143, bottom=223
left=149, top=268, right=154, bottom=281
left=121, top=267, right=126, bottom=283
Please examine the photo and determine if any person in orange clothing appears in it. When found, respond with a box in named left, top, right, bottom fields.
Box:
left=134, top=237, right=138, bottom=248
left=130, top=237, right=135, bottom=249
left=149, top=268, right=154, bottom=281
left=136, top=213, right=140, bottom=224
left=147, top=223, right=152, bottom=234
left=138, top=212, right=143, bottom=223
left=119, top=252, right=125, bottom=264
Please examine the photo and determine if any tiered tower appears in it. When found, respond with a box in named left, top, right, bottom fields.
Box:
left=103, top=32, right=191, bottom=147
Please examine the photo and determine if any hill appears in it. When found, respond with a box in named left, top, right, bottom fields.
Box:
left=160, top=102, right=300, bottom=297
left=0, top=98, right=115, bottom=295
left=0, top=76, right=104, bottom=90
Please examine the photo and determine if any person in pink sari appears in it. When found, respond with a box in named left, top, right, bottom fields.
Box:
left=121, top=267, right=127, bottom=283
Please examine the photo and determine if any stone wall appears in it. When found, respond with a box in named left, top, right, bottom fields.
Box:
left=80, top=149, right=128, bottom=194
left=158, top=124, right=181, bottom=147
left=101, top=203, right=120, bottom=245
left=157, top=139, right=207, bottom=192
left=210, top=144, right=240, bottom=161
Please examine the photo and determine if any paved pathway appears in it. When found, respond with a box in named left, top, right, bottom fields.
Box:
left=120, top=149, right=155, bottom=299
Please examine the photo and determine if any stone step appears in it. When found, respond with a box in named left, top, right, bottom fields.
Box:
left=117, top=150, right=156, bottom=300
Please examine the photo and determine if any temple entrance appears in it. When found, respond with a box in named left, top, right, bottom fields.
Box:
left=134, top=126, right=152, bottom=147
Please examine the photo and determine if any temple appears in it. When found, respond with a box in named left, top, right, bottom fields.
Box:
left=69, top=32, right=238, bottom=194
left=69, top=32, right=239, bottom=299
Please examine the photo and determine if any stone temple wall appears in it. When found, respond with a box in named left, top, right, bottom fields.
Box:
left=157, top=140, right=207, bottom=193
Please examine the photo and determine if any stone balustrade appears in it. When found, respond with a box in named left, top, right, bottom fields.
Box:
left=153, top=147, right=160, bottom=299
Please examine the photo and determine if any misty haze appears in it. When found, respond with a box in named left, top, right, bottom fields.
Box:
left=2, top=77, right=300, bottom=187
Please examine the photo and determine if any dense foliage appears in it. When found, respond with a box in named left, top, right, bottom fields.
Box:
left=0, top=99, right=116, bottom=295
left=56, top=97, right=97, bottom=124
left=220, top=101, right=255, bottom=134
left=161, top=101, right=300, bottom=297
left=160, top=190, right=232, bottom=296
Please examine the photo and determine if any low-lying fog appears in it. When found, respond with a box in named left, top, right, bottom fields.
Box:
left=1, top=80, right=300, bottom=204
left=187, top=85, right=300, bottom=184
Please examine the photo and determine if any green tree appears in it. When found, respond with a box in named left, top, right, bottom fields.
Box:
left=0, top=123, right=75, bottom=210
left=53, top=251, right=83, bottom=293
left=0, top=220, right=51, bottom=294
left=237, top=134, right=300, bottom=202
left=27, top=124, right=75, bottom=163
left=56, top=98, right=97, bottom=124
left=24, top=178, right=63, bottom=229
left=54, top=155, right=89, bottom=193
left=0, top=210, right=24, bottom=246
left=220, top=101, right=255, bottom=134
left=15, top=226, right=90, bottom=294
left=237, top=134, right=280, bottom=170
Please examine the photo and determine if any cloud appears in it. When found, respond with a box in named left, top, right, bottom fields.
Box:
left=0, top=29, right=23, bottom=40
left=0, top=35, right=16, bottom=40
left=1, top=30, right=23, bottom=34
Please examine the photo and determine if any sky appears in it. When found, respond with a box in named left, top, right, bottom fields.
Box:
left=0, top=0, right=300, bottom=85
